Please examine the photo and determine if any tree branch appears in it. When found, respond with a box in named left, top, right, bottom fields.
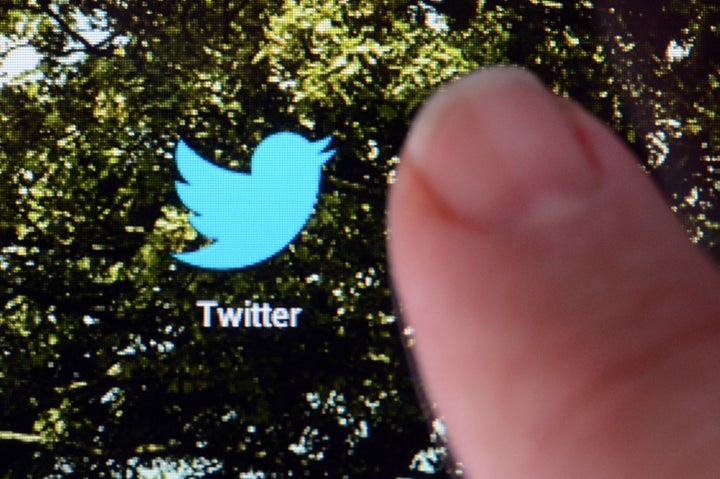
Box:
left=0, top=430, right=45, bottom=444
left=35, top=3, right=115, bottom=58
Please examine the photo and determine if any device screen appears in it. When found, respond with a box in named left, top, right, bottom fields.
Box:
left=1, top=1, right=717, bottom=477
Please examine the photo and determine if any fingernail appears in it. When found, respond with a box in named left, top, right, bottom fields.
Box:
left=402, top=66, right=600, bottom=226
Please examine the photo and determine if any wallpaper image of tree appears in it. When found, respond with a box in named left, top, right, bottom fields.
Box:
left=1, top=1, right=719, bottom=477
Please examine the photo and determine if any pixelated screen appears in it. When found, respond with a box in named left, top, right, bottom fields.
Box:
left=1, top=1, right=718, bottom=477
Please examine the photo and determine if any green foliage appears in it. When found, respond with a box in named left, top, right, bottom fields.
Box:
left=485, top=0, right=720, bottom=251
left=1, top=1, right=718, bottom=477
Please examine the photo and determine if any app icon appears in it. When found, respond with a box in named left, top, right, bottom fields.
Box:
left=173, top=133, right=334, bottom=269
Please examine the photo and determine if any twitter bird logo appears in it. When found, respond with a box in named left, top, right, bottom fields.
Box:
left=173, top=133, right=334, bottom=270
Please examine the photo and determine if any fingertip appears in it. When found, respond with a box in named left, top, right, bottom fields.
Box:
left=400, top=66, right=601, bottom=227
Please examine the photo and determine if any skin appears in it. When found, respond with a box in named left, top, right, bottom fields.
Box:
left=387, top=67, right=720, bottom=478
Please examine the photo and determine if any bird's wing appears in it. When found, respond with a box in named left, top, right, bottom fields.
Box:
left=175, top=140, right=250, bottom=240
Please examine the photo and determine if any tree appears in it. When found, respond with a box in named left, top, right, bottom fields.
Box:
left=483, top=0, right=720, bottom=254
left=1, top=1, right=718, bottom=477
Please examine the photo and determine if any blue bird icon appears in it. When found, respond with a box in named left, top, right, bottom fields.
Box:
left=172, top=132, right=334, bottom=269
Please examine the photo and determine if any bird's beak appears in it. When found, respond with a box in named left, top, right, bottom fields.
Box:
left=312, top=136, right=335, bottom=165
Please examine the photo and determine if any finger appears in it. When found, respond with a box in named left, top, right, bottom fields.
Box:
left=388, top=66, right=720, bottom=478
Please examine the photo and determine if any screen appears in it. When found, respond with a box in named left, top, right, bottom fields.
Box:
left=1, top=1, right=718, bottom=477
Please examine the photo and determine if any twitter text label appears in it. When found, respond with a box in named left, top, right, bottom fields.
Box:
left=196, top=300, right=302, bottom=329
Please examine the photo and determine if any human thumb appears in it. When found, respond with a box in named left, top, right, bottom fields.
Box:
left=388, top=67, right=720, bottom=478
